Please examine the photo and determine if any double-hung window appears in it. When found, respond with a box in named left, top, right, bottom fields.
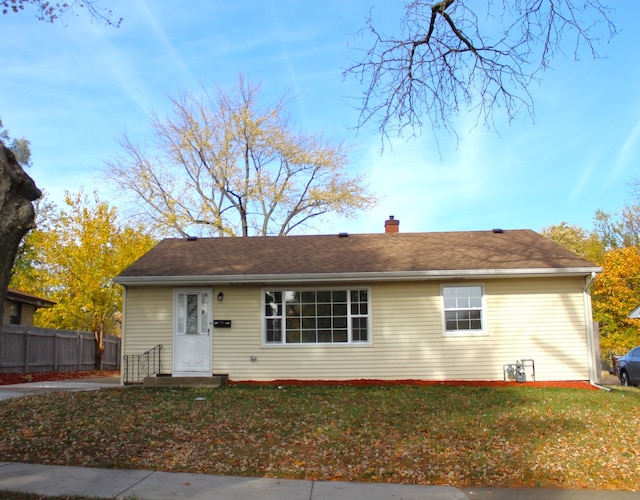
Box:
left=264, top=289, right=370, bottom=345
left=442, top=285, right=485, bottom=335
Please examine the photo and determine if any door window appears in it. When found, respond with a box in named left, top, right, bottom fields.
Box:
left=176, top=292, right=209, bottom=335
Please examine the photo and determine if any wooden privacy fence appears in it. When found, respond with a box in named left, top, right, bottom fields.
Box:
left=0, top=325, right=120, bottom=373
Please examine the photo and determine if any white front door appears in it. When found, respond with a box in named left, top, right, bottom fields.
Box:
left=173, top=289, right=212, bottom=376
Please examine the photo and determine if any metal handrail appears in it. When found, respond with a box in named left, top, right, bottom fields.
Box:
left=123, top=344, right=162, bottom=384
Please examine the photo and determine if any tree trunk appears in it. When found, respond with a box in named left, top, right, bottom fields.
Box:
left=94, top=327, right=105, bottom=370
left=0, top=145, right=41, bottom=335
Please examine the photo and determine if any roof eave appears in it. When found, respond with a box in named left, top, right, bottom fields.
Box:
left=114, top=267, right=602, bottom=286
left=6, top=289, right=55, bottom=307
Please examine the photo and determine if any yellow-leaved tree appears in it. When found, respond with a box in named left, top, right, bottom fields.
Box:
left=104, top=74, right=377, bottom=237
left=540, top=221, right=605, bottom=265
left=10, top=190, right=156, bottom=367
left=542, top=218, right=640, bottom=357
left=592, top=246, right=640, bottom=354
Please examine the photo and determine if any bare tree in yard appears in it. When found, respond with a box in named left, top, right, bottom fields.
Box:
left=105, top=74, right=377, bottom=238
left=0, top=144, right=41, bottom=335
left=346, top=0, right=616, bottom=141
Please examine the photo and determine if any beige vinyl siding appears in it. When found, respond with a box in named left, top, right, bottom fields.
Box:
left=122, top=287, right=174, bottom=376
left=122, top=276, right=592, bottom=382
left=211, top=286, right=262, bottom=377
left=484, top=277, right=589, bottom=381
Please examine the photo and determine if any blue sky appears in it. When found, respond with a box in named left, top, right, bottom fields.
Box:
left=1, top=0, right=639, bottom=235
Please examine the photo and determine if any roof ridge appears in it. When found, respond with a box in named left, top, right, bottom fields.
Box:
left=164, top=228, right=534, bottom=241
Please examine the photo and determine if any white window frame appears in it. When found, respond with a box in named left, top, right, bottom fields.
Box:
left=262, top=287, right=372, bottom=346
left=441, top=284, right=487, bottom=336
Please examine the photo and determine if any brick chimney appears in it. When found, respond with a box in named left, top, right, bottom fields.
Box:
left=385, top=215, right=399, bottom=233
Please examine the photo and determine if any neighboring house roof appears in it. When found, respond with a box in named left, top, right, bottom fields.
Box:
left=629, top=305, right=640, bottom=319
left=115, top=229, right=601, bottom=286
left=6, top=288, right=55, bottom=308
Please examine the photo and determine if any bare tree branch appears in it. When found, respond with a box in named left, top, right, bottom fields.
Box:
left=346, top=0, right=616, bottom=143
left=1, top=0, right=122, bottom=26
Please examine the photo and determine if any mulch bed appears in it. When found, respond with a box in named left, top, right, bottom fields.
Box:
left=0, top=370, right=119, bottom=385
left=0, top=371, right=598, bottom=389
left=231, top=378, right=600, bottom=389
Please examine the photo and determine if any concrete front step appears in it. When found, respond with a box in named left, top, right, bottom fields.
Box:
left=143, top=375, right=228, bottom=387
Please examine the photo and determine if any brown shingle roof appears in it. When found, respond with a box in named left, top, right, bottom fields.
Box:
left=115, top=229, right=599, bottom=285
left=6, top=288, right=55, bottom=307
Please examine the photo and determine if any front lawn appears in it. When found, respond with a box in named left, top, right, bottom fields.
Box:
left=0, top=384, right=638, bottom=490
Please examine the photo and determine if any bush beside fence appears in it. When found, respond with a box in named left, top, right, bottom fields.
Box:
left=0, top=325, right=120, bottom=373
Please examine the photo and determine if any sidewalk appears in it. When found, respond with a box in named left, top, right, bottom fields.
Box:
left=0, top=462, right=637, bottom=500
left=0, top=375, right=121, bottom=400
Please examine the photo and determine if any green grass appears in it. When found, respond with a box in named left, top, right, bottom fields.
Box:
left=1, top=384, right=639, bottom=490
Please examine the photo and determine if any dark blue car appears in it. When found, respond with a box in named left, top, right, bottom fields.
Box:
left=617, top=346, right=640, bottom=386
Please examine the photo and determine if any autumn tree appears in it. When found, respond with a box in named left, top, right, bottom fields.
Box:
left=10, top=190, right=156, bottom=367
left=105, top=74, right=377, bottom=238
left=592, top=246, right=640, bottom=354
left=1, top=0, right=121, bottom=26
left=587, top=194, right=640, bottom=355
left=9, top=196, right=57, bottom=292
left=541, top=221, right=605, bottom=265
left=544, top=203, right=640, bottom=356
left=1, top=0, right=119, bottom=336
left=594, top=206, right=640, bottom=250
left=346, top=1, right=615, bottom=140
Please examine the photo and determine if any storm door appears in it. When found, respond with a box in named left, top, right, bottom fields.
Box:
left=173, top=289, right=212, bottom=376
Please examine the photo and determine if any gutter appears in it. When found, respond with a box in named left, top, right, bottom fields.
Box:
left=114, top=266, right=602, bottom=286
left=583, top=271, right=597, bottom=292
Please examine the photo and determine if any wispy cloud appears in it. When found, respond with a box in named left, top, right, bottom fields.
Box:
left=267, top=0, right=301, bottom=95
left=88, top=0, right=199, bottom=115
left=326, top=129, right=498, bottom=234
left=135, top=0, right=197, bottom=87
left=569, top=160, right=596, bottom=204
left=610, top=117, right=640, bottom=186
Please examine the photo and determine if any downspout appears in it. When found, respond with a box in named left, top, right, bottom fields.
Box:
left=583, top=272, right=609, bottom=390
left=119, top=286, right=127, bottom=387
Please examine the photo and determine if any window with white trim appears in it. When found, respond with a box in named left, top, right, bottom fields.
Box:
left=264, top=289, right=370, bottom=344
left=442, top=285, right=485, bottom=334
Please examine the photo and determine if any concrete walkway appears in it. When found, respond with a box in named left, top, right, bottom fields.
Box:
left=0, top=462, right=638, bottom=500
left=0, top=375, right=121, bottom=400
